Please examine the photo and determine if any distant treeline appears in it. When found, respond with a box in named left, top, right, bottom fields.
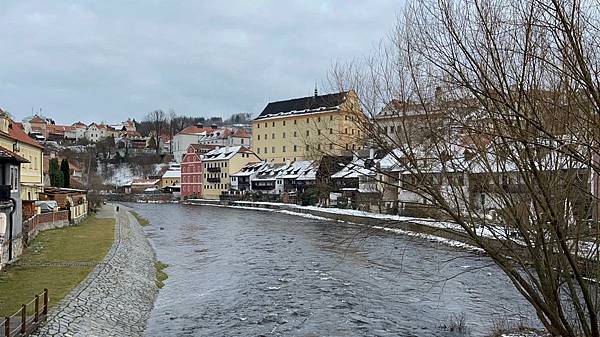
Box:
left=136, top=112, right=252, bottom=137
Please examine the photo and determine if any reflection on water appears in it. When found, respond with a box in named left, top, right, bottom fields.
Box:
left=130, top=203, right=536, bottom=337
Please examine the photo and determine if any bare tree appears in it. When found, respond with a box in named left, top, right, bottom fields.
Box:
left=323, top=0, right=600, bottom=336
left=145, top=109, right=167, bottom=154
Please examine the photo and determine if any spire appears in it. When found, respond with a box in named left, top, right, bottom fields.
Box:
left=314, top=83, right=318, bottom=97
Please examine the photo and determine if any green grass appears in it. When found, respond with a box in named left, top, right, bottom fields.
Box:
left=154, top=261, right=168, bottom=289
left=0, top=215, right=115, bottom=316
left=131, top=211, right=150, bottom=226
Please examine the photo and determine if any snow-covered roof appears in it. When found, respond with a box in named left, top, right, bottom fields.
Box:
left=162, top=169, right=181, bottom=179
left=203, top=145, right=253, bottom=161
left=231, top=161, right=268, bottom=177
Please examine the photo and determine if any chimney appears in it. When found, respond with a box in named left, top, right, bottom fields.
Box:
left=196, top=123, right=204, bottom=128
left=369, top=148, right=376, bottom=159
left=211, top=123, right=217, bottom=129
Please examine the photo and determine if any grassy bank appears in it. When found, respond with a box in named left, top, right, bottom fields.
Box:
left=131, top=211, right=150, bottom=226
left=154, top=261, right=168, bottom=288
left=0, top=215, right=115, bottom=316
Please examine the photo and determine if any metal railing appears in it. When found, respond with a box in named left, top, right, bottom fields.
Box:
left=2, top=289, right=48, bottom=337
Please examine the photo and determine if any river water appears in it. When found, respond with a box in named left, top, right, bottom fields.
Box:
left=129, top=203, right=537, bottom=337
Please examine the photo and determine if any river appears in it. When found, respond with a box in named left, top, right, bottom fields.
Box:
left=129, top=203, right=537, bottom=337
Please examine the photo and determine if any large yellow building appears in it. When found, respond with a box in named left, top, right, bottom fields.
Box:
left=203, top=146, right=260, bottom=199
left=0, top=111, right=44, bottom=201
left=251, top=90, right=365, bottom=163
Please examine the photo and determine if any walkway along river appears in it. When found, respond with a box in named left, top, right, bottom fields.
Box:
left=133, top=203, right=539, bottom=337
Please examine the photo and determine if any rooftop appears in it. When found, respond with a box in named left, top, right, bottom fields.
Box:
left=254, top=91, right=348, bottom=121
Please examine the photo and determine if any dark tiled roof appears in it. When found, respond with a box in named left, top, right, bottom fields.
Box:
left=255, top=91, right=348, bottom=121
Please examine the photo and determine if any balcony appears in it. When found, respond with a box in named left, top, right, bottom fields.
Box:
left=207, top=166, right=221, bottom=173
left=207, top=177, right=221, bottom=183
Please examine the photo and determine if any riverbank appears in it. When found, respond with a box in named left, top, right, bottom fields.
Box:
left=0, top=214, right=114, bottom=316
left=31, top=204, right=158, bottom=337
left=183, top=199, right=494, bottom=254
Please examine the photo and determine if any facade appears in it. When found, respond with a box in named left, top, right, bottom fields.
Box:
left=203, top=146, right=260, bottom=199
left=0, top=120, right=45, bottom=203
left=251, top=90, right=365, bottom=163
left=181, top=144, right=211, bottom=198
left=172, top=124, right=214, bottom=162
left=160, top=163, right=181, bottom=189
left=0, top=145, right=28, bottom=266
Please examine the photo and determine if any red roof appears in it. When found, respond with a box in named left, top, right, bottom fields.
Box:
left=48, top=124, right=75, bottom=135
left=72, top=122, right=87, bottom=128
left=9, top=122, right=44, bottom=149
left=233, top=128, right=251, bottom=138
left=29, top=115, right=46, bottom=124
left=177, top=125, right=214, bottom=136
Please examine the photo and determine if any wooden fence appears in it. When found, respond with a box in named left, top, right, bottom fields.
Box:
left=2, top=289, right=48, bottom=337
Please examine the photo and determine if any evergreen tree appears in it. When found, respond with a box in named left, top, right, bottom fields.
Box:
left=49, top=158, right=64, bottom=187
left=60, top=159, right=70, bottom=188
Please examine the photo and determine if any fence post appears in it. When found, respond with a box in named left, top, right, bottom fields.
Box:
left=34, top=295, right=39, bottom=323
left=20, top=304, right=26, bottom=334
left=43, top=289, right=48, bottom=316
left=4, top=316, right=9, bottom=337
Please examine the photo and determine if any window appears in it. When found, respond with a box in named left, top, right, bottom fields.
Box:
left=257, top=124, right=260, bottom=129
left=283, top=121, right=286, bottom=126
left=265, top=134, right=268, bottom=140
left=306, top=130, right=309, bottom=136
left=265, top=123, right=268, bottom=127
left=271, top=146, right=275, bottom=153
left=330, top=144, right=333, bottom=150
left=317, top=144, right=321, bottom=150
left=294, top=131, right=297, bottom=137
left=351, top=129, right=354, bottom=135
left=293, top=145, right=297, bottom=152
left=306, top=118, right=309, bottom=123
left=306, top=145, right=310, bottom=151
left=330, top=115, right=333, bottom=121
left=317, top=130, right=321, bottom=135
left=272, top=122, right=275, bottom=127
left=318, top=116, right=321, bottom=122
left=272, top=133, right=275, bottom=139
left=294, top=119, right=297, bottom=125
left=264, top=147, right=268, bottom=153
left=258, top=135, right=261, bottom=140
left=283, top=146, right=286, bottom=152
left=330, top=128, right=333, bottom=134
left=283, top=132, right=286, bottom=138
left=345, top=128, right=348, bottom=134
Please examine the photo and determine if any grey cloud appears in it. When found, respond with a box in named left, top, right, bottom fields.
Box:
left=0, top=1, right=400, bottom=123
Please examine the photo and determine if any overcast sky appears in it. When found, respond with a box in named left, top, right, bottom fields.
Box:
left=0, top=1, right=400, bottom=124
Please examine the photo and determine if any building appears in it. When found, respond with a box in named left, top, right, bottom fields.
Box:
left=203, top=146, right=260, bottom=199
left=172, top=124, right=215, bottom=162
left=181, top=144, right=217, bottom=199
left=131, top=178, right=160, bottom=193
left=197, top=128, right=252, bottom=147
left=0, top=119, right=45, bottom=203
left=0, top=145, right=28, bottom=266
left=251, top=90, right=365, bottom=163
left=230, top=161, right=269, bottom=192
left=160, top=163, right=181, bottom=193
left=39, top=187, right=88, bottom=223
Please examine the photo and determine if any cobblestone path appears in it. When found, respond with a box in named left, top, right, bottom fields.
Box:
left=31, top=205, right=157, bottom=337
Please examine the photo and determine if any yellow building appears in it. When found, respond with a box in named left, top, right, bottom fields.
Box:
left=0, top=111, right=44, bottom=201
left=251, top=90, right=365, bottom=163
left=203, top=146, right=260, bottom=199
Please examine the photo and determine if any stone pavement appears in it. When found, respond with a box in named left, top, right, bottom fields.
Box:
left=31, top=204, right=157, bottom=337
